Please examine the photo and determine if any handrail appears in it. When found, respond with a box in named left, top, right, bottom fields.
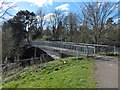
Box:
left=31, top=41, right=95, bottom=56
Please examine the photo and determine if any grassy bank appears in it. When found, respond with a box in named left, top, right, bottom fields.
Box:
left=3, top=57, right=96, bottom=88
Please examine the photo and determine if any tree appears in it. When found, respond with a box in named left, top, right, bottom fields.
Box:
left=102, top=22, right=120, bottom=46
left=78, top=24, right=92, bottom=43
left=2, top=21, right=25, bottom=62
left=82, top=2, right=119, bottom=44
left=106, top=17, right=114, bottom=30
left=37, top=8, right=45, bottom=37
left=50, top=10, right=65, bottom=41
left=56, top=21, right=63, bottom=40
left=53, top=10, right=63, bottom=28
left=11, top=10, right=37, bottom=43
left=0, top=1, right=16, bottom=20
left=2, top=22, right=14, bottom=62
left=0, top=1, right=18, bottom=62
left=51, top=25, right=56, bottom=40
left=2, top=10, right=37, bottom=62
left=63, top=12, right=80, bottom=42
left=0, top=26, right=1, bottom=63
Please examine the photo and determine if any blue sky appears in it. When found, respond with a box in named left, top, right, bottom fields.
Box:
left=9, top=2, right=85, bottom=15
left=0, top=0, right=85, bottom=21
left=0, top=0, right=119, bottom=23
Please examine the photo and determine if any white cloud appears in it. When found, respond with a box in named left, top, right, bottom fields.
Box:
left=97, top=2, right=103, bottom=8
left=0, top=0, right=53, bottom=18
left=44, top=13, right=55, bottom=21
left=8, top=15, right=14, bottom=19
left=43, top=11, right=69, bottom=22
left=36, top=15, right=40, bottom=20
left=6, top=0, right=53, bottom=7
left=63, top=12, right=69, bottom=16
left=114, top=17, right=120, bottom=22
left=55, top=3, right=69, bottom=11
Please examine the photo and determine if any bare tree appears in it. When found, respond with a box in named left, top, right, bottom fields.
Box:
left=63, top=12, right=80, bottom=42
left=53, top=10, right=63, bottom=28
left=78, top=24, right=93, bottom=43
left=0, top=1, right=16, bottom=20
left=37, top=7, right=45, bottom=37
left=49, top=10, right=65, bottom=41
left=82, top=2, right=119, bottom=44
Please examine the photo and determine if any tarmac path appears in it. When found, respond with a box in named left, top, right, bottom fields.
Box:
left=94, top=55, right=118, bottom=88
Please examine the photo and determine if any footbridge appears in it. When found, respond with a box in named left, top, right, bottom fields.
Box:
left=30, top=41, right=96, bottom=59
left=1, top=41, right=119, bottom=70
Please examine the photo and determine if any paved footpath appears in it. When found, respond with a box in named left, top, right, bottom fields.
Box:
left=94, top=55, right=118, bottom=88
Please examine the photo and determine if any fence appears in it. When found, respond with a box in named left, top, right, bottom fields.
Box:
left=46, top=41, right=120, bottom=54
left=31, top=41, right=95, bottom=56
left=1, top=54, right=52, bottom=72
left=78, top=44, right=120, bottom=54
left=24, top=41, right=120, bottom=56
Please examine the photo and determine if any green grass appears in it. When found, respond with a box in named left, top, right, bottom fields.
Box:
left=99, top=52, right=120, bottom=57
left=3, top=57, right=96, bottom=88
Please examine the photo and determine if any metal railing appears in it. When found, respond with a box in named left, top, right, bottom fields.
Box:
left=31, top=41, right=95, bottom=56
left=49, top=41, right=120, bottom=53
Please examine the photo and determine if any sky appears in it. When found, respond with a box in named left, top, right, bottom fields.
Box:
left=0, top=0, right=85, bottom=15
left=0, top=0, right=119, bottom=23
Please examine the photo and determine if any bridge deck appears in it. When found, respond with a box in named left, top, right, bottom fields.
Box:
left=31, top=41, right=95, bottom=56
left=33, top=45, right=95, bottom=57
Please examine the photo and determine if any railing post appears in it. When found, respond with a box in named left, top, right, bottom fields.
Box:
left=86, top=46, right=88, bottom=57
left=84, top=46, right=86, bottom=56
left=114, top=46, right=116, bottom=54
left=76, top=46, right=79, bottom=56
left=93, top=47, right=95, bottom=56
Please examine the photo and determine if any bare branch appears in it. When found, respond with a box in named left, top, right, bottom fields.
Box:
left=0, top=1, right=16, bottom=20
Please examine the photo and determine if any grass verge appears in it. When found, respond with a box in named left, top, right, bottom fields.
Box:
left=3, top=57, right=96, bottom=88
